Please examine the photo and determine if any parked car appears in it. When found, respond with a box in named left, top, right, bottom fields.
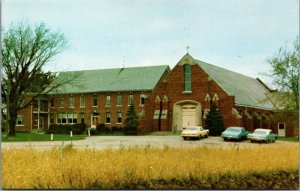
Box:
left=181, top=126, right=209, bottom=140
left=221, top=127, right=249, bottom=141
left=247, top=128, right=277, bottom=143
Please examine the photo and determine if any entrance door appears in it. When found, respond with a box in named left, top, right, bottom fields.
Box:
left=182, top=105, right=196, bottom=128
left=278, top=123, right=286, bottom=136
left=91, top=113, right=99, bottom=128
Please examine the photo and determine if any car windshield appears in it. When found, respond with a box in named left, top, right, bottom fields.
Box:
left=226, top=128, right=241, bottom=132
left=184, top=127, right=198, bottom=131
left=253, top=130, right=267, bottom=135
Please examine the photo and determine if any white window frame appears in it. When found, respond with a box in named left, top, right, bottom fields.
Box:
left=59, top=96, right=64, bottom=108
left=106, top=95, right=111, bottom=107
left=80, top=95, right=85, bottom=108
left=106, top=112, right=111, bottom=124
left=117, top=95, right=122, bottom=106
left=128, top=94, right=134, bottom=106
left=117, top=112, right=122, bottom=124
left=69, top=95, right=75, bottom=108
left=16, top=115, right=24, bottom=126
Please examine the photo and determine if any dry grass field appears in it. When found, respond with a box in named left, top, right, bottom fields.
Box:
left=2, top=144, right=299, bottom=189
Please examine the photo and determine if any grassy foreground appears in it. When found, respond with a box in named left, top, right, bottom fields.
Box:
left=1, top=132, right=86, bottom=142
left=2, top=144, right=299, bottom=189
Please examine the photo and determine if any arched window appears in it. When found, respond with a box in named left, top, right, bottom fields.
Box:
left=184, top=64, right=192, bottom=92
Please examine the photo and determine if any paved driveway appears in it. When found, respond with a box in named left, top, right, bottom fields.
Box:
left=2, top=135, right=296, bottom=150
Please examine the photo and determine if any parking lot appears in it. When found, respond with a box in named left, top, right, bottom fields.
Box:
left=2, top=135, right=296, bottom=150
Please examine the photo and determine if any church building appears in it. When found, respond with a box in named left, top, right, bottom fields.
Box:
left=15, top=54, right=298, bottom=136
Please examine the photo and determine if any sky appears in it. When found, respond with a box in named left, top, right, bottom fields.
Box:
left=2, top=0, right=299, bottom=86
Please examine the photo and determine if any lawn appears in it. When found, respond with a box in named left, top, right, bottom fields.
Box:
left=277, top=136, right=299, bottom=142
left=1, top=132, right=86, bottom=142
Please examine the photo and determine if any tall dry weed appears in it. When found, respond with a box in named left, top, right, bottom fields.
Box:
left=2, top=144, right=298, bottom=189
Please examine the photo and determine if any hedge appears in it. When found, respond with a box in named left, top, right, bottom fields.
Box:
left=46, top=123, right=86, bottom=135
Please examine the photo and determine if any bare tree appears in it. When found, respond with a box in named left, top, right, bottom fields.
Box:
left=1, top=22, right=76, bottom=136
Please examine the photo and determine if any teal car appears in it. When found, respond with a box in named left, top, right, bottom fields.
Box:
left=247, top=129, right=277, bottom=143
left=221, top=127, right=249, bottom=141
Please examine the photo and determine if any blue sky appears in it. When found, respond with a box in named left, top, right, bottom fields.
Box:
left=2, top=0, right=299, bottom=86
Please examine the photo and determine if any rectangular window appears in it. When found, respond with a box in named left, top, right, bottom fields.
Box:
left=58, top=113, right=67, bottom=124
left=117, top=112, right=122, bottom=124
left=140, top=95, right=145, bottom=105
left=16, top=115, right=24, bottom=126
left=117, top=95, right=122, bottom=106
left=67, top=113, right=77, bottom=124
left=59, top=97, right=64, bottom=108
left=69, top=95, right=75, bottom=108
left=50, top=113, right=54, bottom=124
left=80, top=113, right=85, bottom=123
left=106, top=95, right=111, bottom=107
left=128, top=94, right=134, bottom=106
left=184, top=64, right=192, bottom=92
left=50, top=98, right=54, bottom=108
left=33, top=101, right=38, bottom=112
left=80, top=95, right=85, bottom=107
left=106, top=112, right=111, bottom=123
left=93, top=95, right=98, bottom=107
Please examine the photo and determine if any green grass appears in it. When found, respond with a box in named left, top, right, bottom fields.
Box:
left=277, top=136, right=299, bottom=142
left=1, top=132, right=86, bottom=142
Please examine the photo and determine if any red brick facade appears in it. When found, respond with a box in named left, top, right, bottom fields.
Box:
left=16, top=54, right=298, bottom=136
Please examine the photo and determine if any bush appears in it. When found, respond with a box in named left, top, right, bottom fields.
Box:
left=96, top=124, right=110, bottom=134
left=111, top=126, right=123, bottom=133
left=46, top=123, right=86, bottom=135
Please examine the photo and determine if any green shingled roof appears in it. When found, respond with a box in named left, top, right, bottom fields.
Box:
left=195, top=59, right=273, bottom=110
left=51, top=65, right=169, bottom=94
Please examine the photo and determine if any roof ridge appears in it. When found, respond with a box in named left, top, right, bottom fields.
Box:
left=58, top=64, right=169, bottom=73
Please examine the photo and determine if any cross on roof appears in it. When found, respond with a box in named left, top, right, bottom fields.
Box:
left=186, top=46, right=190, bottom=53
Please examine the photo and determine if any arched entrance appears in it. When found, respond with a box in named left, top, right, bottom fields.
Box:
left=172, top=100, right=202, bottom=131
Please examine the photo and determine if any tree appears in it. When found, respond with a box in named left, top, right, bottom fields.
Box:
left=205, top=102, right=225, bottom=136
left=124, top=104, right=140, bottom=135
left=1, top=22, right=74, bottom=136
left=266, top=37, right=299, bottom=111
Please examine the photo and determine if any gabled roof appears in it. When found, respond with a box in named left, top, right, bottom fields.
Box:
left=50, top=65, right=170, bottom=94
left=195, top=59, right=274, bottom=110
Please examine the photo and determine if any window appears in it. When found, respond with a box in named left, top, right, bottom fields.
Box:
left=106, top=112, right=111, bottom=123
left=184, top=64, right=192, bottom=92
left=16, top=115, right=24, bottom=126
left=106, top=95, right=111, bottom=107
left=279, top=123, right=285, bottom=129
left=128, top=94, right=134, bottom=106
left=117, top=95, right=122, bottom=106
left=80, top=95, right=85, bottom=107
left=69, top=95, right=75, bottom=108
left=50, top=113, right=54, bottom=124
left=50, top=97, right=54, bottom=108
left=93, top=95, right=98, bottom=107
left=140, top=94, right=145, bottom=105
left=57, top=113, right=67, bottom=124
left=59, top=96, right=64, bottom=108
left=117, top=112, right=122, bottom=124
left=68, top=113, right=77, bottom=124
left=80, top=113, right=85, bottom=123
left=58, top=113, right=77, bottom=124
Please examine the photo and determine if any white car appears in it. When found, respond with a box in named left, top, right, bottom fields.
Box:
left=181, top=126, right=209, bottom=140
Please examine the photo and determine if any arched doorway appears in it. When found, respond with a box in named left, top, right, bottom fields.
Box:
left=172, top=100, right=202, bottom=131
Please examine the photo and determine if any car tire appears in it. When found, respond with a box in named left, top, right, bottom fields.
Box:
left=205, top=134, right=208, bottom=138
left=250, top=140, right=254, bottom=143
left=223, top=138, right=227, bottom=141
left=183, top=137, right=187, bottom=140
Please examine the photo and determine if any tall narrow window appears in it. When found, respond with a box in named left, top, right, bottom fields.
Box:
left=128, top=94, right=134, bottom=106
left=80, top=95, right=85, bottom=107
left=80, top=113, right=85, bottom=123
left=69, top=95, right=75, bottom=108
left=117, top=112, right=122, bottom=124
left=106, top=112, right=111, bottom=123
left=93, top=95, right=98, bottom=107
left=106, top=95, right=111, bottom=107
left=184, top=64, right=192, bottom=92
left=50, top=113, right=54, bottom=124
left=59, top=96, right=64, bottom=108
left=140, top=94, right=145, bottom=105
left=50, top=97, right=54, bottom=108
left=117, top=95, right=122, bottom=106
